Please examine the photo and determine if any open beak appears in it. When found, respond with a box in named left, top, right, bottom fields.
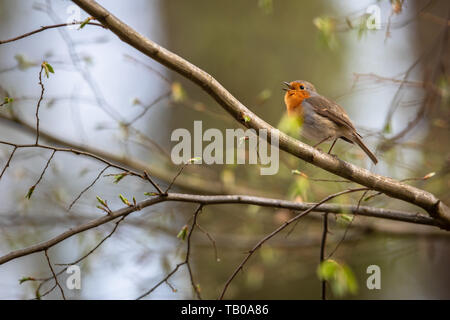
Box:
left=282, top=81, right=292, bottom=91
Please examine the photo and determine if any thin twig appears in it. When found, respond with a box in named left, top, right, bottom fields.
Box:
left=165, top=163, right=188, bottom=194
left=136, top=263, right=183, bottom=299
left=164, top=280, right=177, bottom=292
left=0, top=141, right=143, bottom=182
left=185, top=205, right=203, bottom=299
left=124, top=54, right=171, bottom=84
left=196, top=222, right=219, bottom=262
left=35, top=65, right=45, bottom=145
left=57, top=215, right=128, bottom=266
left=34, top=281, right=58, bottom=300
left=26, top=149, right=56, bottom=199
left=0, top=21, right=105, bottom=45
left=144, top=170, right=164, bottom=195
left=320, top=213, right=329, bottom=300
left=44, top=250, right=66, bottom=300
left=68, top=165, right=110, bottom=210
left=0, top=146, right=17, bottom=179
left=125, top=91, right=171, bottom=126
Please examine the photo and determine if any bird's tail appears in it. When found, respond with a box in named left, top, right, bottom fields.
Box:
left=353, top=135, right=378, bottom=165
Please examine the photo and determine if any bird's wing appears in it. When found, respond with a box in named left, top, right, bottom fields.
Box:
left=304, top=95, right=361, bottom=137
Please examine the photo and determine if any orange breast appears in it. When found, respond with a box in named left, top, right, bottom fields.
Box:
left=284, top=90, right=310, bottom=116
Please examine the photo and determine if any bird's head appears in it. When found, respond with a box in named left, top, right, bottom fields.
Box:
left=283, top=80, right=317, bottom=115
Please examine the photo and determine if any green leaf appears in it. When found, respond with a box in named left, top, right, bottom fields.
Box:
left=42, top=61, right=55, bottom=78
left=291, top=170, right=308, bottom=178
left=171, top=82, right=186, bottom=102
left=337, top=213, right=354, bottom=224
left=438, top=75, right=449, bottom=102
left=144, top=192, right=158, bottom=196
left=317, top=259, right=340, bottom=280
left=43, top=64, right=49, bottom=78
left=96, top=205, right=107, bottom=211
left=132, top=98, right=142, bottom=106
left=257, top=89, right=272, bottom=103
left=288, top=175, right=310, bottom=201
left=113, top=173, right=126, bottom=184
left=243, top=115, right=251, bottom=123
left=119, top=194, right=131, bottom=206
left=82, top=55, right=93, bottom=65
left=257, top=0, right=273, bottom=15
left=96, top=195, right=107, bottom=207
left=15, top=54, right=37, bottom=70
left=177, top=225, right=189, bottom=241
left=277, top=113, right=302, bottom=138
left=3, top=97, right=13, bottom=104
left=357, top=15, right=369, bottom=40
left=45, top=62, right=55, bottom=74
left=317, top=259, right=358, bottom=297
left=25, top=186, right=35, bottom=199
left=313, top=16, right=338, bottom=50
left=79, top=17, right=92, bottom=29
left=342, top=265, right=358, bottom=295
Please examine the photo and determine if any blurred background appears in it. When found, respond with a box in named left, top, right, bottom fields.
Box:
left=0, top=0, right=449, bottom=299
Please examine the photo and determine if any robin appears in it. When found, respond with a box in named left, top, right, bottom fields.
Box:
left=283, top=80, right=378, bottom=164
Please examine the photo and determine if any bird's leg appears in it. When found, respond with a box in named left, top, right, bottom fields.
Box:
left=313, top=136, right=332, bottom=149
left=327, top=139, right=338, bottom=154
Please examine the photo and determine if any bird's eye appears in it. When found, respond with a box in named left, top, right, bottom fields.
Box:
left=300, top=85, right=305, bottom=90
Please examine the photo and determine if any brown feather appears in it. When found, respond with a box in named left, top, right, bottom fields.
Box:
left=304, top=96, right=356, bottom=132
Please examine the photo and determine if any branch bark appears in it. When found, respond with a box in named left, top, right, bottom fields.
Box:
left=0, top=114, right=281, bottom=198
left=0, top=192, right=443, bottom=266
left=70, top=0, right=450, bottom=226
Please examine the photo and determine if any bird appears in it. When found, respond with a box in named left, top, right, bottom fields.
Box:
left=283, top=80, right=378, bottom=164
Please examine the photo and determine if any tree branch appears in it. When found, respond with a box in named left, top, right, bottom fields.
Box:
left=0, top=114, right=279, bottom=197
left=0, top=192, right=444, bottom=266
left=0, top=21, right=105, bottom=45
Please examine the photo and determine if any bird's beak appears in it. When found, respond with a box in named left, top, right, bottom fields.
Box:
left=282, top=81, right=292, bottom=91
